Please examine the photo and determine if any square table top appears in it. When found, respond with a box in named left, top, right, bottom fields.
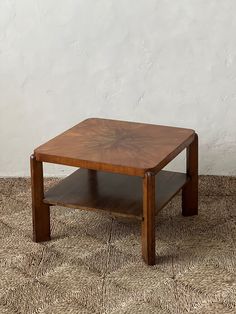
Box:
left=34, top=118, right=195, bottom=176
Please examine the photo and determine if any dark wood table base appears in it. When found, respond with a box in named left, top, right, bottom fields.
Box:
left=30, top=119, right=198, bottom=265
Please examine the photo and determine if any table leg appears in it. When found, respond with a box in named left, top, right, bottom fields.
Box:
left=142, top=172, right=155, bottom=265
left=30, top=154, right=51, bottom=242
left=182, top=133, right=198, bottom=216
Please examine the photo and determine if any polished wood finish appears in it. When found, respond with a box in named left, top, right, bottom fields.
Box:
left=142, top=172, right=155, bottom=265
left=182, top=133, right=198, bottom=216
left=31, top=118, right=198, bottom=265
left=34, top=118, right=195, bottom=176
left=30, top=155, right=50, bottom=242
left=44, top=169, right=189, bottom=220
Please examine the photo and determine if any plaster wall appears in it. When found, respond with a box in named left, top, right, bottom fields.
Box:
left=0, top=0, right=235, bottom=176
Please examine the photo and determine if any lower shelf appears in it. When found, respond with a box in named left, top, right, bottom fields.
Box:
left=44, top=169, right=188, bottom=220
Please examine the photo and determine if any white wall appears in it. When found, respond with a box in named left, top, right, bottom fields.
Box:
left=0, top=0, right=235, bottom=176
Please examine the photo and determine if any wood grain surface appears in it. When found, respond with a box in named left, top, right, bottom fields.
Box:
left=34, top=118, right=195, bottom=176
left=44, top=169, right=189, bottom=220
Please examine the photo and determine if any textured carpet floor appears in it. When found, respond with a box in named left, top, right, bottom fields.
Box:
left=0, top=176, right=235, bottom=314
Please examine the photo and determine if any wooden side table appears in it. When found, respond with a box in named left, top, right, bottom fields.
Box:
left=30, top=118, right=198, bottom=265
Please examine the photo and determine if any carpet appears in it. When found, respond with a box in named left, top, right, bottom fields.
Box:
left=0, top=176, right=235, bottom=314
